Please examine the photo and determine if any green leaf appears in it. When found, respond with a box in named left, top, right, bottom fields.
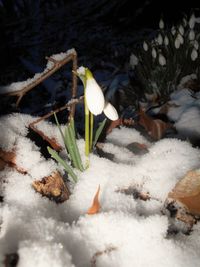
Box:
left=93, top=118, right=107, bottom=148
left=47, top=146, right=78, bottom=183
left=68, top=119, right=84, bottom=171
left=54, top=113, right=68, bottom=152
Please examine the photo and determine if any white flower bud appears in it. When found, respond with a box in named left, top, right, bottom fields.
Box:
left=178, top=25, right=184, bottom=35
left=130, top=54, right=138, bottom=69
left=178, top=33, right=184, bottom=45
left=85, top=69, right=105, bottom=115
left=171, top=26, right=176, bottom=35
left=143, top=41, right=148, bottom=51
left=189, top=30, right=195, bottom=41
left=159, top=19, right=164, bottom=29
left=158, top=54, right=166, bottom=66
left=189, top=13, right=196, bottom=29
left=157, top=34, right=163, bottom=45
left=191, top=48, right=198, bottom=61
left=164, top=36, right=169, bottom=46
left=103, top=102, right=119, bottom=121
left=194, top=40, right=199, bottom=50
left=174, top=37, right=180, bottom=49
left=152, top=48, right=157, bottom=59
left=183, top=18, right=187, bottom=27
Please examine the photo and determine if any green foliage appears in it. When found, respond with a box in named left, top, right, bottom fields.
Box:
left=48, top=113, right=106, bottom=182
left=130, top=13, right=200, bottom=100
left=47, top=146, right=78, bottom=183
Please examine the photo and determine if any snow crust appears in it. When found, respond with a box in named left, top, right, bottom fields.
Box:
left=0, top=113, right=200, bottom=267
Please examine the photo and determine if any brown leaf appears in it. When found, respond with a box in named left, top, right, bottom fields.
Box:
left=87, top=185, right=101, bottom=215
left=106, top=118, right=134, bottom=134
left=0, top=158, right=6, bottom=171
left=168, top=170, right=200, bottom=215
left=29, top=125, right=62, bottom=151
left=0, top=148, right=27, bottom=174
left=32, top=170, right=70, bottom=203
left=138, top=108, right=171, bottom=140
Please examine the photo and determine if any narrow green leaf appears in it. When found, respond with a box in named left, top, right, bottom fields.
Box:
left=68, top=119, right=84, bottom=171
left=54, top=113, right=68, bottom=152
left=64, top=126, right=79, bottom=170
left=93, top=118, right=107, bottom=148
left=47, top=146, right=78, bottom=183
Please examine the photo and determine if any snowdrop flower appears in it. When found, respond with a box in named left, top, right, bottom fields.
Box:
left=159, top=18, right=164, bottom=29
left=177, top=33, right=184, bottom=45
left=158, top=53, right=166, bottom=66
left=143, top=41, right=148, bottom=51
left=164, top=36, right=169, bottom=46
left=189, top=13, right=196, bottom=29
left=130, top=54, right=138, bottom=69
left=191, top=48, right=198, bottom=61
left=103, top=102, right=119, bottom=121
left=84, top=68, right=105, bottom=115
left=157, top=34, right=163, bottom=45
left=194, top=40, right=199, bottom=50
left=178, top=25, right=184, bottom=35
left=152, top=48, right=157, bottom=59
left=189, top=30, right=195, bottom=41
left=171, top=26, right=176, bottom=35
left=183, top=18, right=187, bottom=27
left=174, top=37, right=180, bottom=49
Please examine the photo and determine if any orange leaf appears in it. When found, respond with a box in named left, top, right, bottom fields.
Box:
left=87, top=185, right=101, bottom=215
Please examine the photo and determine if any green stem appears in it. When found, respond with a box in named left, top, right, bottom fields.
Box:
left=89, top=112, right=94, bottom=152
left=84, top=95, right=90, bottom=158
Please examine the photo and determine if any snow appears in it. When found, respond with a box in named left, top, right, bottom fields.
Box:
left=167, top=86, right=200, bottom=140
left=0, top=49, right=75, bottom=95
left=0, top=110, right=200, bottom=266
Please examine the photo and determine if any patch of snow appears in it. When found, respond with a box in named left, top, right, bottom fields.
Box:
left=0, top=113, right=200, bottom=267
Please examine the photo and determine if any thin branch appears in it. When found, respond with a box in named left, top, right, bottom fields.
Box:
left=29, top=96, right=84, bottom=150
left=2, top=49, right=78, bottom=108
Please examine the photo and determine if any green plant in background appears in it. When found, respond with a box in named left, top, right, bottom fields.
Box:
left=130, top=12, right=200, bottom=101
left=48, top=68, right=118, bottom=182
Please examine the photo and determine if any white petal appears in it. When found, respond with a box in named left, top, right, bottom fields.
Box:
left=152, top=48, right=157, bottom=59
left=143, top=41, right=148, bottom=51
left=159, top=19, right=164, bottom=29
left=191, top=48, right=198, bottom=61
left=85, top=78, right=105, bottom=115
left=103, top=102, right=119, bottom=121
left=189, top=30, right=195, bottom=41
left=164, top=36, right=169, bottom=46
left=158, top=54, right=166, bottom=66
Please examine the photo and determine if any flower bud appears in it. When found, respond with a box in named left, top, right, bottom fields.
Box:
left=164, top=36, right=169, bottom=46
left=189, top=30, right=195, bottom=40
left=158, top=54, right=166, bottom=66
left=159, top=19, right=164, bottom=29
left=143, top=41, right=148, bottom=51
left=103, top=102, right=119, bottom=121
left=85, top=69, right=105, bottom=115
left=152, top=48, right=157, bottom=59
left=157, top=34, right=163, bottom=45
left=191, top=48, right=198, bottom=61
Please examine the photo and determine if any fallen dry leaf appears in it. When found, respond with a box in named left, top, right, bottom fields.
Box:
left=32, top=170, right=70, bottom=203
left=138, top=108, right=171, bottom=140
left=106, top=118, right=134, bottom=134
left=29, top=125, right=62, bottom=151
left=87, top=185, right=101, bottom=215
left=0, top=148, right=27, bottom=174
left=168, top=170, right=200, bottom=215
